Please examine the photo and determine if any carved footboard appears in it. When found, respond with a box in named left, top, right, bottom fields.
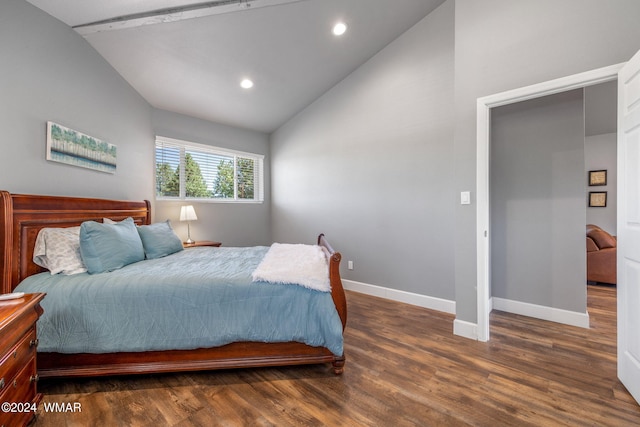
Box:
left=319, top=233, right=347, bottom=331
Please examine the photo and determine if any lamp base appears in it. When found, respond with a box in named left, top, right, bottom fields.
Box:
left=185, top=221, right=195, bottom=245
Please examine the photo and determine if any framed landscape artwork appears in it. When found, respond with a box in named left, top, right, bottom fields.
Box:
left=46, top=121, right=116, bottom=173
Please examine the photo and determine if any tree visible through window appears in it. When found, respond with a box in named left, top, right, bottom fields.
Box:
left=212, top=159, right=234, bottom=198
left=184, top=153, right=211, bottom=198
left=155, top=137, right=263, bottom=202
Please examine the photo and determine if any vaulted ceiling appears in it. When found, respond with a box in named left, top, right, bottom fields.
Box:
left=25, top=0, right=446, bottom=133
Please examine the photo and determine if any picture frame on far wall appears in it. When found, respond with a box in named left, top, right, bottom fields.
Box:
left=588, top=169, right=607, bottom=186
left=46, top=121, right=117, bottom=174
left=589, top=191, right=607, bottom=208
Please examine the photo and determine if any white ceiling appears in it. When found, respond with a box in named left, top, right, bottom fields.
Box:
left=25, top=0, right=445, bottom=133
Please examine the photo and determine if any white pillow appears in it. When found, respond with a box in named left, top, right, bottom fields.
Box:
left=33, top=227, right=87, bottom=275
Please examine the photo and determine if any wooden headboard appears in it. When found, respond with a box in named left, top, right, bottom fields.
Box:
left=0, top=191, right=151, bottom=293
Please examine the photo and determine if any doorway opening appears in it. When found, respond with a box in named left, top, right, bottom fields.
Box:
left=488, top=82, right=618, bottom=329
left=475, top=63, right=624, bottom=342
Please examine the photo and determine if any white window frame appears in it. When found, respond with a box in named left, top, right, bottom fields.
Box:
left=155, top=136, right=264, bottom=203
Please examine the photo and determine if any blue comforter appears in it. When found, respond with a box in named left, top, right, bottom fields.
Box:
left=15, top=246, right=343, bottom=356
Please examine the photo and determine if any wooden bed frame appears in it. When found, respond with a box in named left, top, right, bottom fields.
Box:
left=0, top=191, right=347, bottom=378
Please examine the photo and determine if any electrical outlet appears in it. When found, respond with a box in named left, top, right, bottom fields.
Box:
left=347, top=260, right=354, bottom=270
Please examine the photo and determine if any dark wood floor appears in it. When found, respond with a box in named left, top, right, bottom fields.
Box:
left=32, top=285, right=639, bottom=426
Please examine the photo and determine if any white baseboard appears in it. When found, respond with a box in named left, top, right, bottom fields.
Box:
left=342, top=279, right=456, bottom=314
left=453, top=319, right=478, bottom=340
left=341, top=280, right=589, bottom=339
left=492, top=297, right=590, bottom=329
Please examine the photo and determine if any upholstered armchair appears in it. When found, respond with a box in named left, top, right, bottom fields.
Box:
left=586, top=224, right=616, bottom=285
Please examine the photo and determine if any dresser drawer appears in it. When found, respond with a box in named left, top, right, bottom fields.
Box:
left=0, top=328, right=37, bottom=396
left=0, top=294, right=45, bottom=427
left=0, top=358, right=39, bottom=427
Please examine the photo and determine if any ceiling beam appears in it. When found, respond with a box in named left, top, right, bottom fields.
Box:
left=73, top=0, right=307, bottom=35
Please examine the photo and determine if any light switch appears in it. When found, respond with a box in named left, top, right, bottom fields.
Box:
left=460, top=191, right=471, bottom=205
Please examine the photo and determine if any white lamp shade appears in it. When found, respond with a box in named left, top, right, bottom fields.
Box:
left=180, top=205, right=198, bottom=221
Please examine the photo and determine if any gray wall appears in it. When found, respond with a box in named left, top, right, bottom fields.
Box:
left=0, top=0, right=270, bottom=248
left=585, top=133, right=617, bottom=234
left=584, top=81, right=617, bottom=235
left=585, top=81, right=617, bottom=137
left=490, top=90, right=586, bottom=312
left=453, top=0, right=640, bottom=323
left=152, top=109, right=271, bottom=247
left=0, top=0, right=153, bottom=201
left=270, top=1, right=455, bottom=298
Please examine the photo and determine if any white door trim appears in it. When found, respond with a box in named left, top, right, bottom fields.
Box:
left=475, top=63, right=625, bottom=342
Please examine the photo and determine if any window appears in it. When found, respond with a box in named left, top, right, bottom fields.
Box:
left=155, top=136, right=264, bottom=202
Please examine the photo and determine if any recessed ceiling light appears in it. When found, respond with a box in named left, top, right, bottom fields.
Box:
left=332, top=22, right=347, bottom=36
left=240, top=78, right=254, bottom=89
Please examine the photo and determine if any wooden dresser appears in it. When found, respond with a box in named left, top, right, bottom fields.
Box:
left=0, top=293, right=45, bottom=427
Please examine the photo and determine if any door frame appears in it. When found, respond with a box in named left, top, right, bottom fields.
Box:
left=475, top=63, right=625, bottom=342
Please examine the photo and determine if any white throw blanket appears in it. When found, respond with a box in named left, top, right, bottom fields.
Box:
left=252, top=243, right=331, bottom=292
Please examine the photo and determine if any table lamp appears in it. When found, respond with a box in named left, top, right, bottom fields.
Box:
left=180, top=205, right=197, bottom=244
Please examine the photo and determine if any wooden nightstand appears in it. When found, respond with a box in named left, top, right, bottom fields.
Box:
left=183, top=240, right=222, bottom=248
left=0, top=293, right=45, bottom=427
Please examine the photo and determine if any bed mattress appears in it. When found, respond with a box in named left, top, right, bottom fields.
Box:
left=15, top=246, right=343, bottom=356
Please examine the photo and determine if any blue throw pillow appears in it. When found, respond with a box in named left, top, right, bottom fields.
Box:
left=137, top=220, right=184, bottom=259
left=79, top=217, right=145, bottom=274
